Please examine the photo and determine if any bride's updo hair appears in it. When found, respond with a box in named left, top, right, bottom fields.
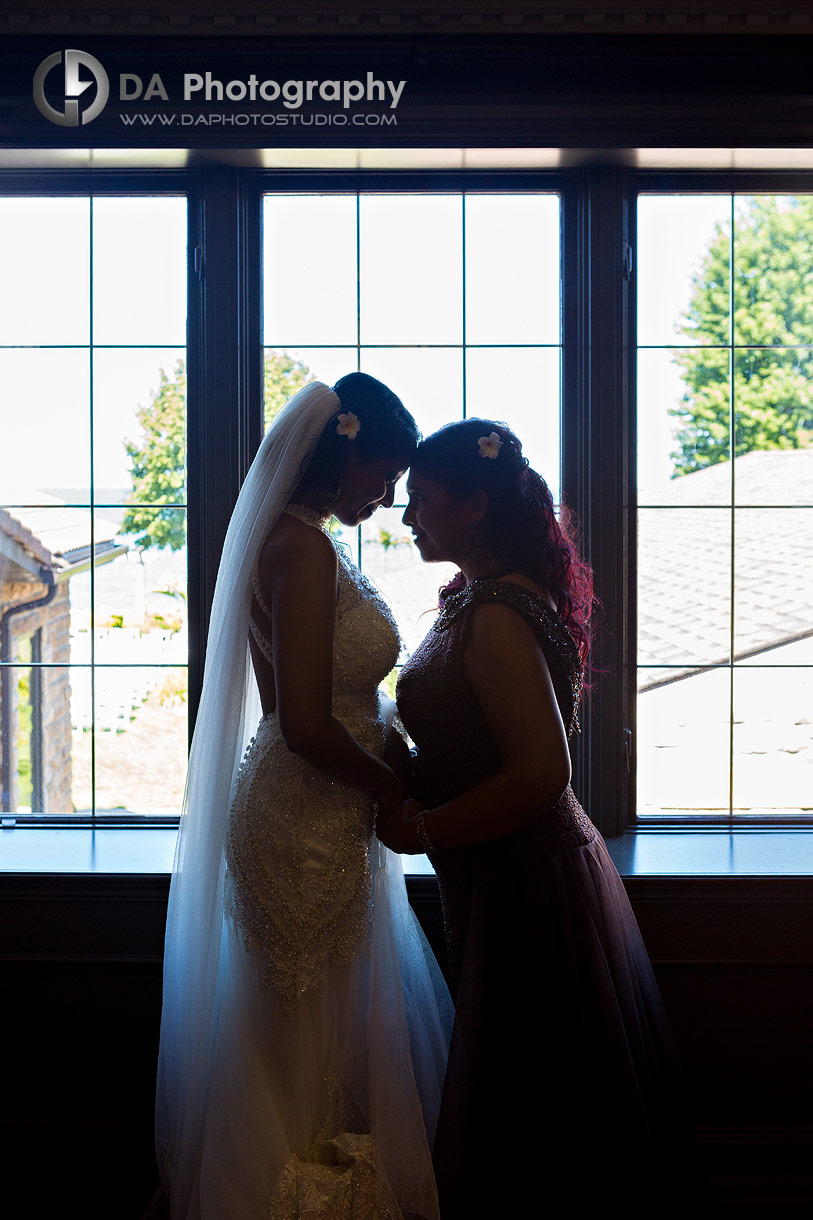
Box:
left=411, top=418, right=595, bottom=662
left=294, top=371, right=419, bottom=503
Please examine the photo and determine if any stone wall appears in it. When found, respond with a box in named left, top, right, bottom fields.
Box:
left=1, top=579, right=73, bottom=814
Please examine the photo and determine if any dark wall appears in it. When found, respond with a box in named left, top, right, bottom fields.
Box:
left=0, top=872, right=810, bottom=1219
left=3, top=32, right=813, bottom=152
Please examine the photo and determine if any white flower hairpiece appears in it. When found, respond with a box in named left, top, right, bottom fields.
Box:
left=477, top=431, right=503, bottom=459
left=336, top=411, right=361, bottom=439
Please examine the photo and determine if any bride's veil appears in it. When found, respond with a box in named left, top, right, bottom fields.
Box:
left=155, top=381, right=342, bottom=1211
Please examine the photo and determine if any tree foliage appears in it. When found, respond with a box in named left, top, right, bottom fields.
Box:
left=122, top=352, right=312, bottom=550
left=121, top=360, right=186, bottom=550
left=263, top=351, right=311, bottom=430
left=671, top=195, right=813, bottom=475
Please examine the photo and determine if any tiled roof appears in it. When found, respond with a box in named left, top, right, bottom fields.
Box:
left=638, top=448, right=813, bottom=688
left=0, top=493, right=121, bottom=576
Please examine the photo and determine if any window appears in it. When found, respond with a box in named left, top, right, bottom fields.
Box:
left=261, top=189, right=561, bottom=660
left=636, top=187, right=813, bottom=822
left=0, top=193, right=188, bottom=823
left=3, top=164, right=809, bottom=836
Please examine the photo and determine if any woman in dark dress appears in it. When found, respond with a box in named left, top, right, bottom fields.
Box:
left=376, top=419, right=701, bottom=1220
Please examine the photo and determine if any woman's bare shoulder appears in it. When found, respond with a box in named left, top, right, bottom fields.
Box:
left=257, top=513, right=337, bottom=584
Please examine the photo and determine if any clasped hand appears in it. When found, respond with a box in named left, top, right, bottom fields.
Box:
left=376, top=795, right=423, bottom=854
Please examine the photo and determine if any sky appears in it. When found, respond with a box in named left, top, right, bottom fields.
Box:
left=0, top=188, right=737, bottom=509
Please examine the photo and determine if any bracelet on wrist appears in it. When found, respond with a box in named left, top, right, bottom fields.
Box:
left=414, top=809, right=436, bottom=854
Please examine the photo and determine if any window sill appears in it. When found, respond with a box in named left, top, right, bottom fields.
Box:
left=0, top=823, right=811, bottom=878
left=604, top=826, right=813, bottom=877
left=0, top=825, right=178, bottom=875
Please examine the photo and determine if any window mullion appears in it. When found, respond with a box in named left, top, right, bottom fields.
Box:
left=563, top=166, right=635, bottom=837
left=186, top=167, right=263, bottom=732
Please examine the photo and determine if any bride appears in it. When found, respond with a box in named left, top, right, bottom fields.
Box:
left=155, top=375, right=452, bottom=1220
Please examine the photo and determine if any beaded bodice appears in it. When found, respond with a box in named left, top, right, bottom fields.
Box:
left=226, top=505, right=401, bottom=1012
left=249, top=503, right=401, bottom=722
left=397, top=579, right=583, bottom=809
left=397, top=579, right=593, bottom=998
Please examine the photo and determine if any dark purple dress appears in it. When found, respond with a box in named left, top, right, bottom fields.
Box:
left=396, top=579, right=700, bottom=1220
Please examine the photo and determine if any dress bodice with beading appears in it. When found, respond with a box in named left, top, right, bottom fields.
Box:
left=225, top=504, right=401, bottom=1012
left=397, top=578, right=595, bottom=998
left=397, top=578, right=585, bottom=818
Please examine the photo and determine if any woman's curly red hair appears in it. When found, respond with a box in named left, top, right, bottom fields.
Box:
left=413, top=419, right=597, bottom=668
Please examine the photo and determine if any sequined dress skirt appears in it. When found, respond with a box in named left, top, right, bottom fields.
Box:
left=429, top=787, right=702, bottom=1220
left=189, top=706, right=453, bottom=1220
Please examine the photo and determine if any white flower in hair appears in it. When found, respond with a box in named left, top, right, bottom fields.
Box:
left=477, top=431, right=503, bottom=459
left=336, top=411, right=361, bottom=439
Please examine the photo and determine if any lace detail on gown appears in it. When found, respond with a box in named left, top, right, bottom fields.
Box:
left=268, top=1133, right=401, bottom=1220
left=224, top=505, right=401, bottom=1014
left=247, top=505, right=317, bottom=667
left=269, top=1059, right=396, bottom=1218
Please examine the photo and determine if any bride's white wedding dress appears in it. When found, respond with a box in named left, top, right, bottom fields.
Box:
left=212, top=507, right=451, bottom=1219
left=156, top=384, right=452, bottom=1220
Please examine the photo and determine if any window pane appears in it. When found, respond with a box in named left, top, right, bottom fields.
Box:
left=359, top=506, right=456, bottom=658
left=0, top=502, right=93, bottom=668
left=465, top=347, right=560, bottom=500
left=263, top=195, right=358, bottom=346
left=637, top=195, right=731, bottom=347
left=733, top=195, right=813, bottom=349
left=359, top=347, right=463, bottom=439
left=732, top=664, right=813, bottom=816
left=465, top=194, right=559, bottom=345
left=0, top=665, right=89, bottom=816
left=734, top=348, right=813, bottom=495
left=359, top=195, right=462, bottom=345
left=92, top=508, right=187, bottom=664
left=92, top=197, right=187, bottom=346
left=637, top=666, right=731, bottom=817
left=263, top=348, right=356, bottom=433
left=663, top=346, right=732, bottom=488
left=637, top=348, right=732, bottom=506
left=638, top=508, right=731, bottom=668
left=94, top=349, right=186, bottom=506
left=0, top=197, right=90, bottom=346
left=90, top=664, right=187, bottom=815
left=732, top=445, right=813, bottom=510
left=733, top=509, right=812, bottom=660
left=0, top=349, right=91, bottom=505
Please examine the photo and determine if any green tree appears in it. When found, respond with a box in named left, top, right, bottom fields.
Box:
left=121, top=360, right=186, bottom=550
left=671, top=195, right=813, bottom=475
left=122, top=352, right=312, bottom=550
left=263, top=351, right=311, bottom=430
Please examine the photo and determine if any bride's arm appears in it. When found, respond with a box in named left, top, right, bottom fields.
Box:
left=264, top=522, right=407, bottom=806
left=376, top=600, right=571, bottom=852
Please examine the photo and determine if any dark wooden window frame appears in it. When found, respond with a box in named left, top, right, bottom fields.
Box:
left=3, top=164, right=811, bottom=833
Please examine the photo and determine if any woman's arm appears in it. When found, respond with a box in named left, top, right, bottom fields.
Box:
left=376, top=600, right=571, bottom=852
left=263, top=522, right=406, bottom=806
